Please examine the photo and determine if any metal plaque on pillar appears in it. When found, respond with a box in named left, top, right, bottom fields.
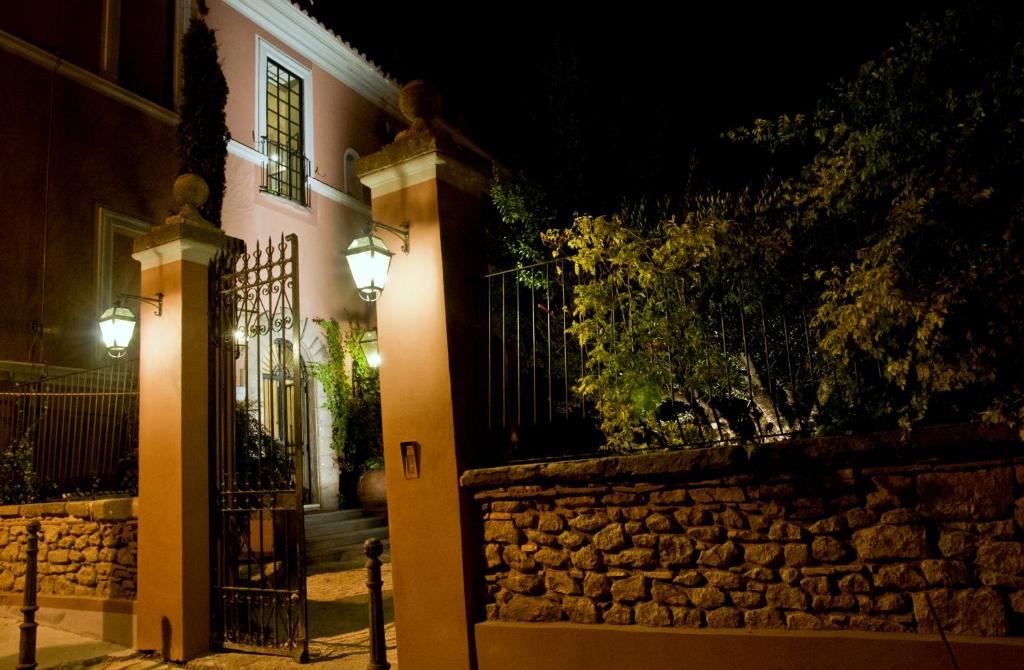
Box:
left=209, top=234, right=308, bottom=661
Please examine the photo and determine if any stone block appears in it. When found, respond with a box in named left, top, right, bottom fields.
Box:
left=744, top=542, right=783, bottom=566
left=912, top=588, right=1008, bottom=637
left=649, top=489, right=688, bottom=504
left=604, top=603, right=633, bottom=625
left=500, top=596, right=563, bottom=622
left=671, top=607, right=702, bottom=627
left=766, top=583, right=808, bottom=609
left=975, top=541, right=1024, bottom=575
left=879, top=509, right=921, bottom=525
left=659, top=535, right=695, bottom=567
left=545, top=570, right=580, bottom=595
left=702, top=569, right=743, bottom=590
left=90, top=498, right=134, bottom=521
left=917, top=467, right=1013, bottom=520
left=525, top=529, right=559, bottom=547
left=920, top=559, right=968, bottom=586
left=513, top=512, right=538, bottom=529
left=568, top=512, right=610, bottom=533
left=938, top=531, right=975, bottom=559
left=484, top=520, right=523, bottom=544
left=808, top=516, right=844, bottom=535
left=845, top=508, right=877, bottom=530
left=744, top=567, right=774, bottom=582
left=811, top=594, right=858, bottom=611
left=674, top=507, right=712, bottom=526
left=651, top=582, right=689, bottom=605
left=873, top=564, right=926, bottom=591
left=534, top=547, right=570, bottom=569
left=811, top=537, right=848, bottom=562
left=852, top=525, right=927, bottom=560
left=674, top=570, right=703, bottom=586
left=838, top=573, right=871, bottom=594
left=690, top=487, right=745, bottom=503
left=744, top=607, right=784, bottom=628
left=602, top=492, right=640, bottom=506
left=706, top=607, right=742, bottom=628
left=583, top=572, right=611, bottom=600
left=593, top=524, right=628, bottom=551
left=686, top=526, right=724, bottom=542
left=786, top=612, right=824, bottom=630
left=502, top=545, right=537, bottom=572
left=558, top=530, right=588, bottom=550
left=717, top=509, right=745, bottom=529
left=631, top=533, right=658, bottom=548
left=645, top=512, right=675, bottom=533
left=779, top=567, right=800, bottom=584
left=697, top=541, right=740, bottom=568
left=686, top=587, right=726, bottom=608
left=505, top=572, right=545, bottom=595
left=636, top=601, right=672, bottom=627
left=768, top=521, right=802, bottom=541
left=608, top=548, right=657, bottom=569
left=730, top=591, right=764, bottom=609
left=571, top=545, right=602, bottom=570
left=563, top=595, right=599, bottom=623
left=873, top=593, right=909, bottom=612
left=610, top=575, right=647, bottom=602
left=783, top=543, right=810, bottom=566
left=800, top=576, right=830, bottom=595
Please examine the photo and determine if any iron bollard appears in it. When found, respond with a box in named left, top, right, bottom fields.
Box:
left=363, top=538, right=390, bottom=670
left=18, top=519, right=41, bottom=670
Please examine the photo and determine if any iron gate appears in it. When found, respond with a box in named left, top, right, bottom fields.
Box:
left=209, top=234, right=308, bottom=660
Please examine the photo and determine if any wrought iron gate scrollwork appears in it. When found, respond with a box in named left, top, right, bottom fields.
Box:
left=210, top=234, right=308, bottom=661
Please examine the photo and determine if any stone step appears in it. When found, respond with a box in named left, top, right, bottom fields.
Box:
left=306, top=530, right=389, bottom=563
left=303, top=509, right=367, bottom=526
left=307, top=538, right=391, bottom=565
left=304, top=515, right=385, bottom=539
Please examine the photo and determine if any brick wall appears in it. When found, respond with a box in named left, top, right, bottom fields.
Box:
left=460, top=426, right=1024, bottom=636
left=0, top=498, right=137, bottom=600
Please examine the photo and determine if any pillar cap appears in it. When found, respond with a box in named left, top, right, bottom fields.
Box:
left=396, top=80, right=442, bottom=141
left=132, top=174, right=227, bottom=267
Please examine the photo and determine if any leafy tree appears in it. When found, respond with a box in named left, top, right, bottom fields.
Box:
left=553, top=3, right=1024, bottom=449
left=178, top=8, right=229, bottom=226
left=728, top=2, right=1024, bottom=432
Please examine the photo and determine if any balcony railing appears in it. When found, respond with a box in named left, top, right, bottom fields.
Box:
left=0, top=359, right=139, bottom=497
left=259, top=137, right=310, bottom=207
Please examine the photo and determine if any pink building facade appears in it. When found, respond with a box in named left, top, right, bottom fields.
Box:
left=207, top=0, right=403, bottom=510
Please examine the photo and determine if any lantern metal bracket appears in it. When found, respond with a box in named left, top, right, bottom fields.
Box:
left=117, top=292, right=164, bottom=317
left=368, top=221, right=410, bottom=254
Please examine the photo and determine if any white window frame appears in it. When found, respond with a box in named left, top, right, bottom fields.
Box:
left=255, top=36, right=315, bottom=172
left=95, top=207, right=152, bottom=316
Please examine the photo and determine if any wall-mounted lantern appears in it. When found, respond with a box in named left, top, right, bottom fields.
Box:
left=360, top=328, right=380, bottom=368
left=98, top=293, right=163, bottom=358
left=344, top=221, right=409, bottom=302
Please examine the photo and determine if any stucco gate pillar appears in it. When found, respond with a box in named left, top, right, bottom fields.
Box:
left=358, top=81, right=490, bottom=670
left=132, top=175, right=227, bottom=661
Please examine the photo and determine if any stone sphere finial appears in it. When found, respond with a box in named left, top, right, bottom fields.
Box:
left=396, top=80, right=442, bottom=140
left=166, top=173, right=215, bottom=228
left=173, top=173, right=210, bottom=209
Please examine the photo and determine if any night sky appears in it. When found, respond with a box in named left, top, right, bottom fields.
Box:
left=296, top=1, right=950, bottom=214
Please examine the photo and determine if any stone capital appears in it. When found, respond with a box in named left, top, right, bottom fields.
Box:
left=132, top=221, right=228, bottom=270
left=358, top=135, right=490, bottom=198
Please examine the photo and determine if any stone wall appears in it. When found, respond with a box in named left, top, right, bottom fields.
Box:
left=460, top=425, right=1024, bottom=637
left=0, top=498, right=137, bottom=600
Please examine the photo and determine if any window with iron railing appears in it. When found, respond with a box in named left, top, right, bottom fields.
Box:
left=260, top=58, right=310, bottom=206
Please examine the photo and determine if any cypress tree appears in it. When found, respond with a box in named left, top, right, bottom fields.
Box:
left=177, top=11, right=229, bottom=226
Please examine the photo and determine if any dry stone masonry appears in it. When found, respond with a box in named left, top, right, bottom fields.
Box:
left=461, top=426, right=1024, bottom=637
left=0, top=498, right=137, bottom=599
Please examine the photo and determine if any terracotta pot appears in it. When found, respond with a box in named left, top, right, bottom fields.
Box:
left=356, top=468, right=388, bottom=515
